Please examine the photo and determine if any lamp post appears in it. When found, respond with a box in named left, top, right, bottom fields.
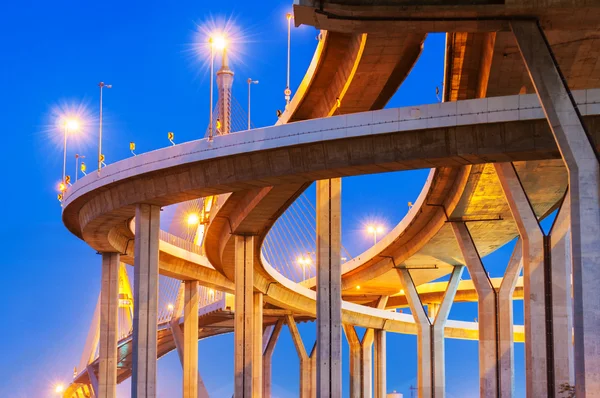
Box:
left=297, top=255, right=312, bottom=281
left=367, top=225, right=384, bottom=245
left=208, top=35, right=227, bottom=141
left=247, top=78, right=258, bottom=130
left=285, top=13, right=293, bottom=107
left=75, top=154, right=84, bottom=181
left=98, top=82, right=112, bottom=173
left=62, top=119, right=80, bottom=184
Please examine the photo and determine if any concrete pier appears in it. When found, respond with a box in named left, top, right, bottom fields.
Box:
left=512, top=20, right=600, bottom=396
left=316, top=178, right=342, bottom=398
left=234, top=235, right=255, bottom=397
left=252, top=292, right=264, bottom=398
left=263, top=320, right=283, bottom=397
left=496, top=241, right=523, bottom=398
left=183, top=280, right=199, bottom=398
left=132, top=204, right=160, bottom=398
left=98, top=253, right=119, bottom=398
left=451, top=223, right=498, bottom=397
left=373, top=329, right=386, bottom=398
left=495, top=163, right=549, bottom=397
left=287, top=315, right=317, bottom=398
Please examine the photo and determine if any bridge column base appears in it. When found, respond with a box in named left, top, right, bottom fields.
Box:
left=234, top=235, right=254, bottom=397
left=316, top=178, right=342, bottom=398
left=373, top=330, right=386, bottom=398
left=287, top=315, right=317, bottom=398
left=397, top=266, right=463, bottom=398
left=263, top=320, right=284, bottom=397
left=183, top=280, right=199, bottom=398
left=98, top=252, right=119, bottom=398
left=132, top=204, right=160, bottom=398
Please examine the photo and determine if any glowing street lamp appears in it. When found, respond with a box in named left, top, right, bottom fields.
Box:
left=208, top=34, right=227, bottom=141
left=367, top=225, right=384, bottom=245
left=187, top=213, right=200, bottom=226
left=62, top=118, right=80, bottom=185
left=167, top=303, right=174, bottom=312
left=297, top=255, right=312, bottom=281
left=55, top=383, right=64, bottom=395
left=285, top=13, right=293, bottom=107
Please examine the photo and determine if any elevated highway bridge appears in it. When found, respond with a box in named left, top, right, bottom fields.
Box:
left=62, top=2, right=600, bottom=397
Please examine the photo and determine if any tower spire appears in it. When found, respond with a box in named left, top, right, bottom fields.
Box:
left=216, top=48, right=234, bottom=135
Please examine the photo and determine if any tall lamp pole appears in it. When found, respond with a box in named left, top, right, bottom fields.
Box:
left=285, top=13, right=292, bottom=107
left=247, top=78, right=258, bottom=130
left=209, top=38, right=215, bottom=141
left=98, top=82, right=112, bottom=173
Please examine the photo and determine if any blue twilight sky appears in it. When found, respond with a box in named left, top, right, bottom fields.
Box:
left=0, top=1, right=539, bottom=397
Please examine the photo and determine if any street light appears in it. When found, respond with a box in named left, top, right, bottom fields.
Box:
left=247, top=78, right=259, bottom=130
left=367, top=225, right=384, bottom=245
left=285, top=12, right=293, bottom=107
left=75, top=154, right=84, bottom=182
left=98, top=82, right=112, bottom=173
left=187, top=213, right=200, bottom=226
left=208, top=34, right=227, bottom=141
left=297, top=255, right=312, bottom=281
left=55, top=383, right=64, bottom=395
left=62, top=118, right=80, bottom=185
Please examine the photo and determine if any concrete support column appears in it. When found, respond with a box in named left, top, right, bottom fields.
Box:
left=397, top=267, right=462, bottom=398
left=495, top=162, right=551, bottom=397
left=550, top=196, right=575, bottom=390
left=98, top=253, right=119, bottom=398
left=287, top=315, right=317, bottom=398
left=263, top=320, right=284, bottom=398
left=183, top=280, right=199, bottom=398
left=343, top=325, right=365, bottom=398
left=252, top=292, right=264, bottom=398
left=512, top=20, right=600, bottom=396
left=170, top=282, right=210, bottom=398
left=373, top=330, right=386, bottom=398
left=132, top=204, right=160, bottom=398
left=451, top=223, right=498, bottom=397
left=234, top=235, right=255, bottom=397
left=316, top=178, right=342, bottom=398
left=431, top=266, right=464, bottom=398
left=396, top=269, right=432, bottom=398
left=496, top=240, right=523, bottom=398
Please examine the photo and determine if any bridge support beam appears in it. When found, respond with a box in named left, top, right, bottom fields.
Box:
left=373, top=330, right=386, bottom=398
left=234, top=235, right=254, bottom=397
left=511, top=20, right=600, bottom=397
left=183, top=280, right=199, bottom=398
left=397, top=266, right=463, bottom=398
left=316, top=178, right=342, bottom=398
left=98, top=252, right=119, bottom=398
left=495, top=162, right=574, bottom=395
left=451, top=223, right=499, bottom=398
left=497, top=239, right=523, bottom=398
left=343, top=297, right=388, bottom=398
left=287, top=315, right=317, bottom=398
left=132, top=204, right=160, bottom=398
left=263, top=320, right=283, bottom=397
left=253, top=292, right=264, bottom=398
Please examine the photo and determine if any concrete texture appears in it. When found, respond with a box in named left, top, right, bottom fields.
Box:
left=287, top=315, right=317, bottom=398
left=512, top=20, right=600, bottom=397
left=98, top=253, right=119, bottom=398
left=451, top=223, right=498, bottom=397
left=234, top=235, right=254, bottom=397
left=316, top=179, right=342, bottom=398
left=495, top=162, right=548, bottom=397
left=373, top=329, right=386, bottom=398
left=132, top=204, right=160, bottom=398
left=183, top=280, right=199, bottom=398
left=497, top=240, right=523, bottom=398
left=263, top=320, right=283, bottom=397
left=253, top=292, right=263, bottom=398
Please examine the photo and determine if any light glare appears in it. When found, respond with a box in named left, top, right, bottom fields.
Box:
left=187, top=213, right=200, bottom=226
